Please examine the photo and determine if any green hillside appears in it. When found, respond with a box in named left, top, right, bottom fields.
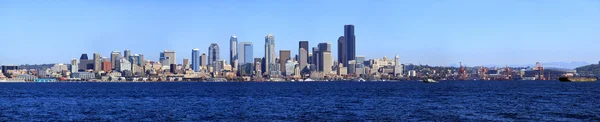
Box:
left=575, top=64, right=600, bottom=76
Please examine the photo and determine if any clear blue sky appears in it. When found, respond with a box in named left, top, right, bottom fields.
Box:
left=1, top=0, right=599, bottom=66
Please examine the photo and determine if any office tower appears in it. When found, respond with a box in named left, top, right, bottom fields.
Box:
left=111, top=51, right=121, bottom=69
left=139, top=54, right=145, bottom=65
left=322, top=52, right=333, bottom=73
left=237, top=42, right=253, bottom=75
left=298, top=41, right=309, bottom=72
left=356, top=56, right=366, bottom=75
left=279, top=50, right=290, bottom=74
left=348, top=60, right=356, bottom=75
left=183, top=58, right=190, bottom=70
left=312, top=47, right=319, bottom=71
left=192, top=48, right=200, bottom=72
left=200, top=53, right=207, bottom=68
left=70, top=58, right=78, bottom=73
left=129, top=54, right=143, bottom=66
left=208, top=43, right=219, bottom=66
left=254, top=58, right=262, bottom=76
left=317, top=43, right=332, bottom=72
left=344, top=25, right=356, bottom=74
left=116, top=57, right=131, bottom=72
left=394, top=54, right=403, bottom=76
left=161, top=50, right=176, bottom=65
left=264, top=34, right=276, bottom=74
left=124, top=49, right=131, bottom=60
left=93, top=53, right=101, bottom=72
left=102, top=60, right=111, bottom=73
left=79, top=53, right=95, bottom=72
left=237, top=42, right=253, bottom=64
left=230, top=36, right=238, bottom=66
left=337, top=36, right=345, bottom=66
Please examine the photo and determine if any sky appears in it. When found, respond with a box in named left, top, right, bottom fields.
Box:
left=1, top=0, right=599, bottom=66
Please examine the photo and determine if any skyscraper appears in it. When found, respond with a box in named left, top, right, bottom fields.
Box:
left=298, top=41, right=309, bottom=72
left=394, top=54, right=403, bottom=76
left=237, top=42, right=253, bottom=76
left=124, top=49, right=131, bottom=60
left=230, top=36, right=238, bottom=66
left=162, top=50, right=176, bottom=65
left=192, top=48, right=200, bottom=72
left=70, top=58, right=78, bottom=73
left=110, top=51, right=121, bottom=69
left=337, top=36, right=345, bottom=67
left=200, top=53, right=207, bottom=69
left=208, top=43, right=220, bottom=66
left=183, top=58, right=190, bottom=70
left=279, top=50, right=290, bottom=74
left=312, top=47, right=319, bottom=71
left=344, top=25, right=356, bottom=74
left=78, top=53, right=93, bottom=72
left=264, top=34, right=276, bottom=74
left=237, top=42, right=253, bottom=64
left=93, top=53, right=101, bottom=72
left=318, top=43, right=332, bottom=72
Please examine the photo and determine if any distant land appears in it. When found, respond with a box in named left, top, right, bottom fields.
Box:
left=448, top=61, right=591, bottom=70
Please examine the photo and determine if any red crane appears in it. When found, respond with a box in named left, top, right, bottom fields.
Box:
left=479, top=65, right=488, bottom=80
left=459, top=62, right=467, bottom=80
left=504, top=65, right=512, bottom=80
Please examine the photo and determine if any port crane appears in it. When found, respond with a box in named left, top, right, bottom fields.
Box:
left=504, top=65, right=512, bottom=80
left=459, top=62, right=467, bottom=80
left=479, top=65, right=488, bottom=80
left=533, top=62, right=546, bottom=80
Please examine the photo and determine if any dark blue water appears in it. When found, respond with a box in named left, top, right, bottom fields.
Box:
left=0, top=81, right=599, bottom=121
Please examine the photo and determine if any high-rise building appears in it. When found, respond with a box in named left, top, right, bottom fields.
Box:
left=394, top=54, right=403, bottom=76
left=356, top=56, right=366, bottom=75
left=161, top=50, right=176, bottom=66
left=183, top=58, right=190, bottom=70
left=70, top=58, right=78, bottom=73
left=237, top=42, right=253, bottom=76
left=312, top=47, right=319, bottom=71
left=337, top=36, right=345, bottom=67
left=317, top=43, right=332, bottom=72
left=208, top=43, right=220, bottom=66
left=298, top=41, right=309, bottom=73
left=102, top=61, right=111, bottom=73
left=230, top=36, right=238, bottom=66
left=129, top=54, right=143, bottom=66
left=124, top=49, right=131, bottom=60
left=111, top=51, right=121, bottom=69
left=192, top=48, right=200, bottom=72
left=322, top=52, right=333, bottom=73
left=116, top=57, right=131, bottom=72
left=264, top=34, right=276, bottom=74
left=237, top=42, right=253, bottom=64
left=78, top=53, right=93, bottom=72
left=93, top=53, right=101, bottom=72
left=279, top=50, right=290, bottom=74
left=344, top=25, right=356, bottom=74
left=200, top=53, right=207, bottom=69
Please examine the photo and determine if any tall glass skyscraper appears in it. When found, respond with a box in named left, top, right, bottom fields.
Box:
left=237, top=42, right=253, bottom=64
left=192, top=48, right=200, bottom=72
left=230, top=36, right=238, bottom=66
left=299, top=41, right=309, bottom=72
left=344, top=24, right=356, bottom=74
left=264, top=34, right=276, bottom=74
left=208, top=43, right=220, bottom=66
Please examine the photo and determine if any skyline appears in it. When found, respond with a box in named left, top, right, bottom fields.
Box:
left=1, top=0, right=600, bottom=66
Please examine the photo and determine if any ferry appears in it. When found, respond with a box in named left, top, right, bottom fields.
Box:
left=422, top=78, right=437, bottom=83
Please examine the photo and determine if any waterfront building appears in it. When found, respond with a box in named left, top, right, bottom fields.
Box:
left=394, top=54, right=403, bottom=76
left=238, top=42, right=253, bottom=76
left=230, top=36, right=238, bottom=67
left=348, top=60, right=356, bottom=75
left=265, top=34, right=276, bottom=74
left=111, top=51, right=121, bottom=69
left=116, top=57, right=131, bottom=72
left=285, top=59, right=297, bottom=76
left=299, top=41, right=309, bottom=73
left=356, top=56, right=366, bottom=75
left=71, top=72, right=95, bottom=80
left=192, top=48, right=200, bottom=72
left=322, top=52, right=333, bottom=74
left=70, top=58, right=78, bottom=73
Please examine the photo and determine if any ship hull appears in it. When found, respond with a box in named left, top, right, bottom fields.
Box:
left=559, top=77, right=597, bottom=82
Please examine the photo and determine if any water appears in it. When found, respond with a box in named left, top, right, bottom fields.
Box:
left=0, top=81, right=599, bottom=121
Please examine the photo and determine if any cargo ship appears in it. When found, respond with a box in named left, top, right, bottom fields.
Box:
left=558, top=77, right=597, bottom=82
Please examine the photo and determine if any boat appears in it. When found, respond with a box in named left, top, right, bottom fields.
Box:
left=355, top=78, right=366, bottom=82
left=303, top=78, right=315, bottom=82
left=422, top=78, right=437, bottom=83
left=558, top=77, right=596, bottom=82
